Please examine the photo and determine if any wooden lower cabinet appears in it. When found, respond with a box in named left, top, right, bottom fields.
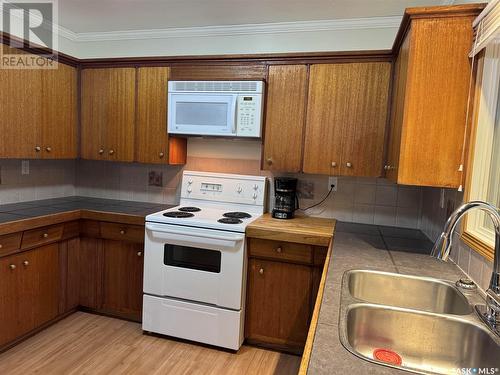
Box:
left=245, top=258, right=313, bottom=354
left=101, top=239, right=144, bottom=321
left=79, top=237, right=104, bottom=310
left=0, top=244, right=60, bottom=347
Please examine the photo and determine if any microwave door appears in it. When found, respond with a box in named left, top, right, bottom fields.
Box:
left=168, top=94, right=237, bottom=136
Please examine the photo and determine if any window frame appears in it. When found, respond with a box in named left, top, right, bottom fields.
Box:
left=462, top=42, right=500, bottom=262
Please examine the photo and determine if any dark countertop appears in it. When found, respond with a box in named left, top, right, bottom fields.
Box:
left=306, top=222, right=481, bottom=375
left=0, top=196, right=175, bottom=234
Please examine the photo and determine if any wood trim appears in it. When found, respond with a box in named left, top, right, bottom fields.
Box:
left=392, top=3, right=485, bottom=54
left=298, top=239, right=333, bottom=375
left=0, top=32, right=80, bottom=67
left=461, top=231, right=494, bottom=262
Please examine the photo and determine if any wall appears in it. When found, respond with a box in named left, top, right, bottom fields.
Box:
left=419, top=187, right=494, bottom=291
left=0, top=159, right=75, bottom=204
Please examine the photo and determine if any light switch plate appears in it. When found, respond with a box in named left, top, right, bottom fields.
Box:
left=297, top=180, right=314, bottom=199
left=21, top=160, right=29, bottom=175
left=148, top=171, right=163, bottom=187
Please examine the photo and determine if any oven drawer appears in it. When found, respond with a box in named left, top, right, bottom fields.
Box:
left=21, top=224, right=64, bottom=249
left=248, top=238, right=313, bottom=264
left=0, top=232, right=22, bottom=257
left=100, top=222, right=144, bottom=243
left=143, top=295, right=244, bottom=350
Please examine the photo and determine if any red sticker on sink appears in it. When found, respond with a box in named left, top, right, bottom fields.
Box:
left=373, top=349, right=402, bottom=366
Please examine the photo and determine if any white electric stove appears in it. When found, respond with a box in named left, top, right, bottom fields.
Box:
left=142, top=171, right=267, bottom=350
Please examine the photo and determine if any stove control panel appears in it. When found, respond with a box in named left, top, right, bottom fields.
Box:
left=181, top=171, right=267, bottom=206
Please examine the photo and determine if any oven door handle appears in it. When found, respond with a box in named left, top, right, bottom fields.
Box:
left=145, top=223, right=245, bottom=242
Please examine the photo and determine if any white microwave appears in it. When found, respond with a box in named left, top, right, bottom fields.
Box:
left=167, top=81, right=264, bottom=137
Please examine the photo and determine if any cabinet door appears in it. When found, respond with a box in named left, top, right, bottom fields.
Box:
left=105, top=68, right=136, bottom=162
left=81, top=68, right=136, bottom=162
left=102, top=240, right=144, bottom=321
left=303, top=64, right=344, bottom=175
left=245, top=258, right=312, bottom=353
left=386, top=30, right=411, bottom=182
left=0, top=254, right=25, bottom=346
left=58, top=238, right=80, bottom=313
left=41, top=62, right=78, bottom=159
left=262, top=65, right=308, bottom=172
left=0, top=46, right=42, bottom=158
left=78, top=237, right=104, bottom=309
left=339, top=62, right=391, bottom=177
left=136, top=67, right=169, bottom=164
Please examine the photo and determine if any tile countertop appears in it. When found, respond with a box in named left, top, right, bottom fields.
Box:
left=304, top=222, right=483, bottom=375
left=0, top=196, right=175, bottom=234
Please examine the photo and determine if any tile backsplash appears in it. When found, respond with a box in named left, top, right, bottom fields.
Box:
left=0, top=159, right=75, bottom=204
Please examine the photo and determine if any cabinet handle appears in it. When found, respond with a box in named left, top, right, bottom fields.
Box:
left=266, top=158, right=273, bottom=165
left=43, top=233, right=49, bottom=238
left=109, top=149, right=115, bottom=155
left=259, top=268, right=264, bottom=275
left=9, top=264, right=16, bottom=270
left=45, top=147, right=52, bottom=152
left=331, top=161, right=337, bottom=168
left=35, top=146, right=41, bottom=152
left=0, top=244, right=3, bottom=249
left=137, top=251, right=142, bottom=257
left=159, top=152, right=165, bottom=158
left=346, top=162, right=352, bottom=168
left=275, top=246, right=282, bottom=253
left=384, top=165, right=389, bottom=170
left=119, top=230, right=126, bottom=235
left=23, top=260, right=29, bottom=266
left=385, top=165, right=396, bottom=171
left=99, top=149, right=105, bottom=155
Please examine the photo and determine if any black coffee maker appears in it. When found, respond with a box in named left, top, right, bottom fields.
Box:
left=272, top=177, right=298, bottom=219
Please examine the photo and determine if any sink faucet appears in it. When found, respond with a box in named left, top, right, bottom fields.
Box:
left=431, top=200, right=500, bottom=330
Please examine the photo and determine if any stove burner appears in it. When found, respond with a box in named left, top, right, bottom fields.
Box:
left=178, top=207, right=201, bottom=212
left=163, top=211, right=194, bottom=218
left=218, top=217, right=243, bottom=224
left=223, top=212, right=252, bottom=219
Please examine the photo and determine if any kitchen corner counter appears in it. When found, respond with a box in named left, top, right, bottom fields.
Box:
left=0, top=196, right=174, bottom=235
left=301, top=222, right=481, bottom=375
left=246, top=213, right=336, bottom=246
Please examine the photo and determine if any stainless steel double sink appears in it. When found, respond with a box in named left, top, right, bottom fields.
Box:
left=339, top=270, right=500, bottom=374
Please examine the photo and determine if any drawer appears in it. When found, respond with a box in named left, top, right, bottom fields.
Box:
left=248, top=238, right=313, bottom=264
left=21, top=224, right=64, bottom=249
left=100, top=222, right=144, bottom=243
left=62, top=221, right=80, bottom=240
left=0, top=232, right=22, bottom=257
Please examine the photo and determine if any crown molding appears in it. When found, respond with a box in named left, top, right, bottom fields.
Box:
left=73, top=16, right=402, bottom=42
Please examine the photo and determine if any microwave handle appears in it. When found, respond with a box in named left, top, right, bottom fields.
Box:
left=232, top=95, right=238, bottom=134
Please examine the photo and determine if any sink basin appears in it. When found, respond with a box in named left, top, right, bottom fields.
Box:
left=346, top=270, right=472, bottom=315
left=342, top=304, right=500, bottom=374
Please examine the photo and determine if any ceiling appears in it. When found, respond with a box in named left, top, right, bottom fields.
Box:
left=58, top=0, right=454, bottom=33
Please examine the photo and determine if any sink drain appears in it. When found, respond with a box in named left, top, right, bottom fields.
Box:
left=373, top=348, right=402, bottom=366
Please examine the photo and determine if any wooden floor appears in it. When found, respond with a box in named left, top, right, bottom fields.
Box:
left=0, top=312, right=300, bottom=375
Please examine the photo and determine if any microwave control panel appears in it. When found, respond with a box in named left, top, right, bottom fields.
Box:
left=236, top=95, right=263, bottom=137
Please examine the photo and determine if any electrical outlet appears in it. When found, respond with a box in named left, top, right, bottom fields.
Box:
left=21, top=160, right=29, bottom=175
left=148, top=171, right=163, bottom=187
left=328, top=176, right=337, bottom=192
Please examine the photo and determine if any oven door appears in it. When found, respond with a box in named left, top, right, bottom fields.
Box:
left=168, top=93, right=237, bottom=136
left=144, top=222, right=246, bottom=310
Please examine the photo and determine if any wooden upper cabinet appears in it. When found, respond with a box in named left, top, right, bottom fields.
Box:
left=81, top=68, right=136, bottom=162
left=136, top=67, right=186, bottom=165
left=303, top=62, right=391, bottom=176
left=0, top=46, right=77, bottom=159
left=386, top=5, right=483, bottom=187
left=262, top=65, right=308, bottom=172
left=41, top=62, right=78, bottom=159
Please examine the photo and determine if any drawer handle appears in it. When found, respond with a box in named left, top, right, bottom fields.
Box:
left=120, top=230, right=126, bottom=235
left=23, top=260, right=29, bottom=266
left=259, top=268, right=264, bottom=275
left=43, top=233, right=49, bottom=238
left=0, top=244, right=3, bottom=249
left=137, top=251, right=142, bottom=257
left=9, top=264, right=16, bottom=270
left=275, top=246, right=282, bottom=253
